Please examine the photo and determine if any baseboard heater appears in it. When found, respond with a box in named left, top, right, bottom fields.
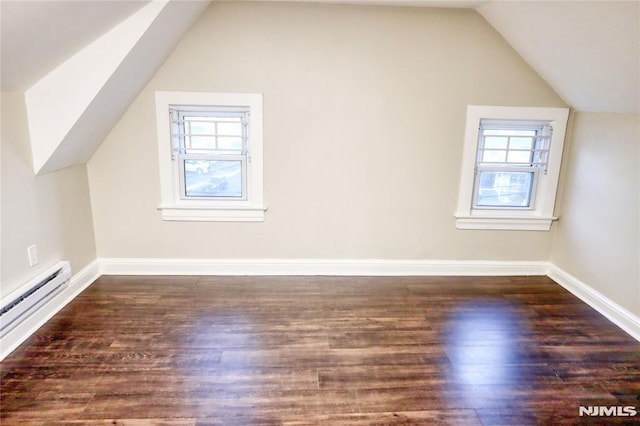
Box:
left=0, top=261, right=71, bottom=337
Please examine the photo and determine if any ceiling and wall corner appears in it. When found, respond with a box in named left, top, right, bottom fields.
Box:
left=1, top=0, right=211, bottom=175
left=0, top=0, right=149, bottom=91
left=477, top=1, right=640, bottom=114
left=24, top=0, right=167, bottom=175
left=1, top=0, right=637, bottom=173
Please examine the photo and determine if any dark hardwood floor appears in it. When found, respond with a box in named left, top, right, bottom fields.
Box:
left=1, top=275, right=639, bottom=425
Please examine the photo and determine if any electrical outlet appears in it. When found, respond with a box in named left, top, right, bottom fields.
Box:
left=27, top=244, right=38, bottom=267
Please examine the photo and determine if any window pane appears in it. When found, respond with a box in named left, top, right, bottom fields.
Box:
left=218, top=121, right=242, bottom=136
left=509, top=137, right=534, bottom=150
left=218, top=136, right=243, bottom=152
left=184, top=160, right=243, bottom=198
left=476, top=171, right=534, bottom=208
left=188, top=120, right=216, bottom=135
left=484, top=136, right=507, bottom=149
left=484, top=129, right=536, bottom=136
left=482, top=150, right=507, bottom=163
left=507, top=150, right=531, bottom=163
left=188, top=136, right=216, bottom=151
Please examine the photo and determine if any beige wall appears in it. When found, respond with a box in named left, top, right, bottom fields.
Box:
left=89, top=2, right=566, bottom=261
left=1, top=92, right=96, bottom=297
left=552, top=112, right=640, bottom=316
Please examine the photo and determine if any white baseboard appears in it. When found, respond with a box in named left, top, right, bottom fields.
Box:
left=2, top=258, right=636, bottom=361
left=548, top=264, right=640, bottom=342
left=100, top=258, right=639, bottom=342
left=98, top=257, right=549, bottom=277
left=0, top=260, right=100, bottom=361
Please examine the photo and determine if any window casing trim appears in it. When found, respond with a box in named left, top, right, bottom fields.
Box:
left=155, top=91, right=265, bottom=222
left=455, top=105, right=569, bottom=231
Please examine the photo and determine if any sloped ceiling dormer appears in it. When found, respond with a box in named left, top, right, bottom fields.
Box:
left=477, top=0, right=640, bottom=114
left=1, top=1, right=146, bottom=90
left=2, top=0, right=637, bottom=175
left=1, top=0, right=210, bottom=175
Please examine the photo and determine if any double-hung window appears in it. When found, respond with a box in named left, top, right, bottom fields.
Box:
left=455, top=106, right=569, bottom=231
left=155, top=92, right=265, bottom=221
left=473, top=120, right=551, bottom=209
left=172, top=107, right=248, bottom=200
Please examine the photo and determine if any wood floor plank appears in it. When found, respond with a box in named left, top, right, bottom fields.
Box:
left=1, top=275, right=639, bottom=423
left=280, top=409, right=483, bottom=425
left=54, top=421, right=198, bottom=426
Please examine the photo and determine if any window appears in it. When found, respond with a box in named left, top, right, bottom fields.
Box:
left=473, top=121, right=551, bottom=210
left=455, top=106, right=569, bottom=231
left=155, top=92, right=265, bottom=221
left=173, top=107, right=248, bottom=200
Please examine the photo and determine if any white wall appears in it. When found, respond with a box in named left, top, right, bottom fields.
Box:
left=88, top=2, right=566, bottom=262
left=552, top=112, right=640, bottom=316
left=1, top=92, right=96, bottom=296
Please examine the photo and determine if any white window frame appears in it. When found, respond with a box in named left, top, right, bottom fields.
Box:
left=455, top=105, right=569, bottom=231
left=155, top=91, right=265, bottom=222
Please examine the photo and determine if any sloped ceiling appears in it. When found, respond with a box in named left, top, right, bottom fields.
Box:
left=1, top=0, right=637, bottom=174
left=478, top=1, right=640, bottom=114
left=1, top=0, right=211, bottom=174
left=1, top=1, right=149, bottom=91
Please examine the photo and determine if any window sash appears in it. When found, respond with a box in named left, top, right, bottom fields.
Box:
left=472, top=165, right=539, bottom=210
left=177, top=153, right=247, bottom=201
left=170, top=108, right=249, bottom=158
left=476, top=122, right=552, bottom=171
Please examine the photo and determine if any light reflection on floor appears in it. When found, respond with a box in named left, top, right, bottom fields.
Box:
left=443, top=300, right=535, bottom=408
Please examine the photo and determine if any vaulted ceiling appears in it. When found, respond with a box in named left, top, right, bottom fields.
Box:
left=1, top=0, right=211, bottom=174
left=1, top=1, right=149, bottom=90
left=1, top=0, right=638, bottom=174
left=477, top=1, right=639, bottom=114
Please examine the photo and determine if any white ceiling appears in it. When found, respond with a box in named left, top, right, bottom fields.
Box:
left=478, top=1, right=640, bottom=114
left=1, top=0, right=638, bottom=112
left=1, top=1, right=149, bottom=90
left=19, top=0, right=211, bottom=174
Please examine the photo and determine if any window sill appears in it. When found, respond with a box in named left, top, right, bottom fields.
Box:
left=158, top=205, right=266, bottom=222
left=454, top=214, right=557, bottom=231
